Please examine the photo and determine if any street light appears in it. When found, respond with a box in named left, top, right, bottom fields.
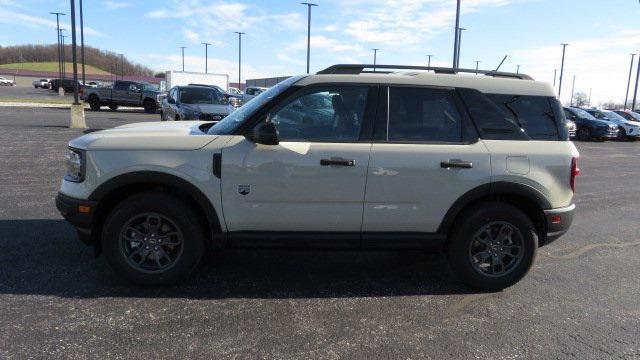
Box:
left=426, top=54, right=433, bottom=68
left=570, top=75, right=576, bottom=106
left=301, top=2, right=318, bottom=74
left=49, top=12, right=65, bottom=82
left=234, top=32, right=246, bottom=89
left=60, top=33, right=66, bottom=79
left=119, top=53, right=124, bottom=80
left=452, top=0, right=461, bottom=68
left=516, top=64, right=521, bottom=74
left=475, top=60, right=480, bottom=75
left=632, top=52, right=640, bottom=111
left=79, top=0, right=85, bottom=85
left=456, top=27, right=466, bottom=69
left=68, top=0, right=86, bottom=129
left=179, top=46, right=186, bottom=72
left=625, top=53, right=636, bottom=109
left=372, top=48, right=379, bottom=72
left=558, top=43, right=569, bottom=99
left=202, top=42, right=211, bottom=73
left=553, top=69, right=557, bottom=87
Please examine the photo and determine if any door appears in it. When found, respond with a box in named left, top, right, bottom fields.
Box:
left=362, top=86, right=491, bottom=233
left=112, top=81, right=131, bottom=103
left=221, top=85, right=375, bottom=235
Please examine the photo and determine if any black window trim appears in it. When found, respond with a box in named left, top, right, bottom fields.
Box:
left=374, top=84, right=479, bottom=145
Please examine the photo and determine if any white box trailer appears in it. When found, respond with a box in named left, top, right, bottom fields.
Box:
left=164, top=71, right=229, bottom=91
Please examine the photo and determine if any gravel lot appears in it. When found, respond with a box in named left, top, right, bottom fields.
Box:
left=1, top=106, right=639, bottom=359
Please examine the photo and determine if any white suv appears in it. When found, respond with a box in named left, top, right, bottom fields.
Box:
left=56, top=64, right=579, bottom=290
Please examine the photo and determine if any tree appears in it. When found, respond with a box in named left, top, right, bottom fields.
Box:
left=573, top=91, right=589, bottom=107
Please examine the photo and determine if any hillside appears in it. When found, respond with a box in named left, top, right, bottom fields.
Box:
left=0, top=44, right=154, bottom=77
left=0, top=62, right=111, bottom=75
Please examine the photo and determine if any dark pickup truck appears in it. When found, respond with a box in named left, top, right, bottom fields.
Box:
left=82, top=80, right=161, bottom=113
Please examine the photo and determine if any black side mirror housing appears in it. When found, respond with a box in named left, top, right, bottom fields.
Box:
left=251, top=122, right=279, bottom=145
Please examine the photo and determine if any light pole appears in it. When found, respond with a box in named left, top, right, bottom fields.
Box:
left=570, top=75, right=576, bottom=106
left=625, top=53, right=636, bottom=109
left=426, top=54, right=433, bottom=68
left=632, top=52, right=640, bottom=111
left=301, top=2, right=317, bottom=74
left=456, top=27, right=466, bottom=69
left=179, top=46, right=186, bottom=72
left=202, top=42, right=211, bottom=73
left=61, top=33, right=66, bottom=79
left=558, top=43, right=569, bottom=100
left=49, top=12, right=65, bottom=81
left=234, top=32, right=245, bottom=89
left=553, top=69, right=557, bottom=87
left=79, top=0, right=85, bottom=85
left=475, top=60, right=480, bottom=75
left=516, top=64, right=521, bottom=74
left=69, top=0, right=86, bottom=129
left=119, top=53, right=124, bottom=80
left=452, top=0, right=461, bottom=69
left=372, top=49, right=379, bottom=72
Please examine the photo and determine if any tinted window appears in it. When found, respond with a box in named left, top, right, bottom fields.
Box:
left=486, top=94, right=559, bottom=140
left=387, top=87, right=462, bottom=143
left=114, top=82, right=130, bottom=91
left=179, top=87, right=224, bottom=104
left=269, top=86, right=368, bottom=142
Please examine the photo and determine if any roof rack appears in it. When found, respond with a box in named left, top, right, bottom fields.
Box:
left=317, top=64, right=533, bottom=80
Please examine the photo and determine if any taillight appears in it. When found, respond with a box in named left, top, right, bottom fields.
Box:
left=570, top=157, right=580, bottom=192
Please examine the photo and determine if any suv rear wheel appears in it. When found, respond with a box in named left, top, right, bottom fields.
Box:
left=447, top=203, right=538, bottom=290
left=102, top=192, right=205, bottom=285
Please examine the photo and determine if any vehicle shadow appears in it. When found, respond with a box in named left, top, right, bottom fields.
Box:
left=0, top=219, right=478, bottom=299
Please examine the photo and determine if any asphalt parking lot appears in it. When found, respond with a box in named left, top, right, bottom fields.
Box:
left=1, top=106, right=639, bottom=359
left=0, top=84, right=75, bottom=101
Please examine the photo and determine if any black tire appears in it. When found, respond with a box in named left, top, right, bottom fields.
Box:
left=102, top=192, right=206, bottom=285
left=108, top=104, right=119, bottom=111
left=143, top=99, right=157, bottom=114
left=88, top=96, right=101, bottom=111
left=447, top=202, right=538, bottom=291
left=577, top=127, right=591, bottom=141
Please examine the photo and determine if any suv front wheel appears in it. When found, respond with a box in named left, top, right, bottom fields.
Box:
left=447, top=203, right=538, bottom=290
left=102, top=192, right=205, bottom=285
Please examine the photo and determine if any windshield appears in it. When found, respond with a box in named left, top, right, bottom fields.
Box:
left=626, top=111, right=640, bottom=121
left=570, top=107, right=598, bottom=120
left=208, top=75, right=305, bottom=135
left=603, top=111, right=626, bottom=122
left=179, top=87, right=224, bottom=105
left=586, top=109, right=608, bottom=120
left=142, top=83, right=159, bottom=91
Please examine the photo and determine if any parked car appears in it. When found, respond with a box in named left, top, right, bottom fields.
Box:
left=56, top=64, right=578, bottom=290
left=567, top=119, right=577, bottom=138
left=612, top=110, right=640, bottom=122
left=161, top=85, right=235, bottom=121
left=227, top=87, right=243, bottom=95
left=83, top=80, right=161, bottom=113
left=585, top=108, right=640, bottom=140
left=242, top=86, right=268, bottom=103
left=563, top=107, right=618, bottom=141
left=32, top=78, right=51, bottom=88
left=0, top=76, right=16, bottom=86
left=50, top=78, right=82, bottom=93
left=83, top=81, right=101, bottom=88
left=187, top=83, right=242, bottom=108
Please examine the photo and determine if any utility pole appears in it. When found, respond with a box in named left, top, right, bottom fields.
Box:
left=79, top=0, right=85, bottom=84
left=452, top=0, right=461, bottom=69
left=301, top=2, right=317, bottom=74
left=234, top=32, right=245, bottom=90
left=632, top=52, right=640, bottom=111
left=372, top=48, right=379, bottom=72
left=49, top=12, right=65, bottom=82
left=179, top=46, right=186, bottom=72
left=69, top=0, right=86, bottom=128
left=558, top=43, right=569, bottom=100
left=426, top=54, right=433, bottom=68
left=625, top=53, right=636, bottom=109
left=570, top=75, right=576, bottom=106
left=456, top=27, right=466, bottom=69
left=553, top=69, right=557, bottom=87
left=475, top=60, right=480, bottom=75
left=202, top=42, right=211, bottom=73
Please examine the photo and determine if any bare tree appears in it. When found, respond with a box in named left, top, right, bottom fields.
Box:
left=573, top=91, right=589, bottom=107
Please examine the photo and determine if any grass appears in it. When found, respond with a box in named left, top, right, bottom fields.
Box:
left=0, top=62, right=111, bottom=75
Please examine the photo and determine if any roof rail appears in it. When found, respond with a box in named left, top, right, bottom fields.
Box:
left=317, top=64, right=533, bottom=80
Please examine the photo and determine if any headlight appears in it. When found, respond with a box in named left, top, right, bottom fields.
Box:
left=64, top=148, right=85, bottom=182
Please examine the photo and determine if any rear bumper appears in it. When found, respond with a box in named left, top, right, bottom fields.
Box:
left=543, top=203, right=575, bottom=245
left=55, top=192, right=97, bottom=245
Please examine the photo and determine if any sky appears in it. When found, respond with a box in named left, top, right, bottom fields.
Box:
left=1, top=0, right=639, bottom=105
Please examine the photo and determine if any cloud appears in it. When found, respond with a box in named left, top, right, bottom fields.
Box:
left=0, top=10, right=107, bottom=38
left=104, top=1, right=131, bottom=10
left=184, top=29, right=200, bottom=43
left=287, top=35, right=363, bottom=53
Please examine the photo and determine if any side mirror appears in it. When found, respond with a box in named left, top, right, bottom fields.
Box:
left=251, top=122, right=279, bottom=145
left=168, top=97, right=176, bottom=104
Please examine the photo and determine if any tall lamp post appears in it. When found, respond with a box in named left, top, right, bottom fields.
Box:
left=119, top=53, right=124, bottom=80
left=301, top=2, right=318, bottom=74
left=179, top=46, right=186, bottom=72
left=68, top=0, right=86, bottom=129
left=49, top=12, right=65, bottom=83
left=234, top=32, right=245, bottom=90
left=61, top=33, right=66, bottom=79
left=558, top=43, right=569, bottom=100
left=632, top=52, right=640, bottom=111
left=452, top=0, right=461, bottom=69
left=516, top=64, right=521, bottom=74
left=456, top=27, right=466, bottom=69
left=372, top=48, right=379, bottom=72
left=79, top=0, right=85, bottom=84
left=202, top=42, right=211, bottom=73
left=553, top=69, right=557, bottom=87
left=625, top=53, right=636, bottom=109
left=426, top=54, right=433, bottom=68
left=570, top=75, right=576, bottom=106
left=475, top=60, right=480, bottom=75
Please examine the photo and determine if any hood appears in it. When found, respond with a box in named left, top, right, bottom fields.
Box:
left=182, top=103, right=234, bottom=115
left=69, top=121, right=218, bottom=151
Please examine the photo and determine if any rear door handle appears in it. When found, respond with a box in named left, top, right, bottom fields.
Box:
left=440, top=160, right=473, bottom=169
left=320, top=158, right=356, bottom=167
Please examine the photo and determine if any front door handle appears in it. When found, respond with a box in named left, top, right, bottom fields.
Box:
left=440, top=159, right=473, bottom=169
left=320, top=158, right=356, bottom=167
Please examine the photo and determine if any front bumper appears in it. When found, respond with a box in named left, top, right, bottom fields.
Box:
left=55, top=192, right=97, bottom=245
left=593, top=128, right=619, bottom=139
left=542, top=203, right=575, bottom=245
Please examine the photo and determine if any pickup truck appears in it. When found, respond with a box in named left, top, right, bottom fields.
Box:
left=82, top=80, right=161, bottom=113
